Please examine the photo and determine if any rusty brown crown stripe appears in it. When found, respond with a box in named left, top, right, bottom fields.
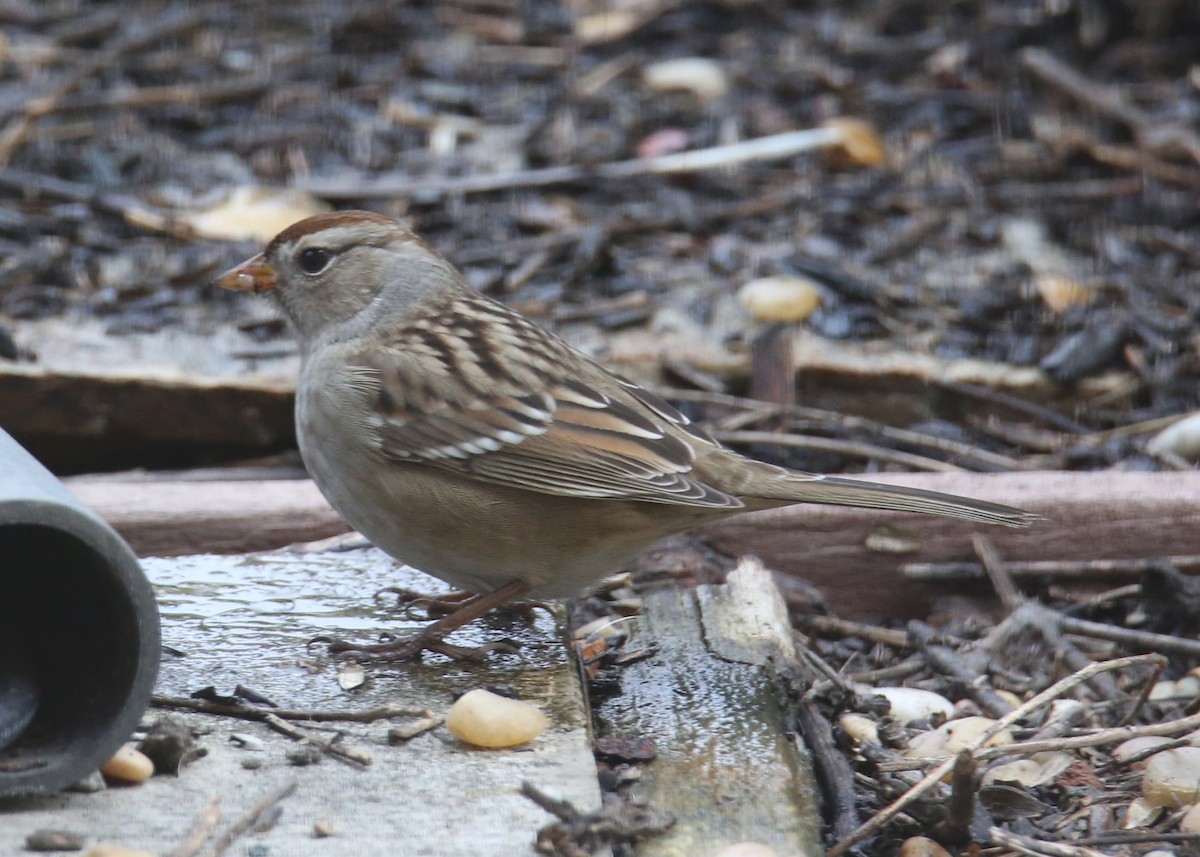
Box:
left=266, top=210, right=395, bottom=254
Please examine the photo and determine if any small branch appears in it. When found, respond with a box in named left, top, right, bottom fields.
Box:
left=151, top=695, right=435, bottom=724
left=659, top=387, right=1021, bottom=472
left=205, top=776, right=299, bottom=857
left=975, top=709, right=1200, bottom=762
left=166, top=796, right=221, bottom=857
left=991, top=826, right=1110, bottom=857
left=711, top=430, right=967, bottom=473
left=903, top=555, right=1200, bottom=582
left=941, top=750, right=976, bottom=845
left=973, top=534, right=1023, bottom=611
left=297, top=126, right=846, bottom=199
left=1021, top=47, right=1200, bottom=168
left=261, top=712, right=373, bottom=767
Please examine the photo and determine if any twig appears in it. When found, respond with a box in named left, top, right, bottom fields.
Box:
left=520, top=780, right=580, bottom=822
left=166, top=796, right=221, bottom=857
left=26, top=76, right=274, bottom=116
left=261, top=712, right=372, bottom=766
left=941, top=750, right=976, bottom=845
left=1058, top=615, right=1200, bottom=659
left=973, top=534, right=1022, bottom=611
left=151, top=695, right=434, bottom=724
left=908, top=620, right=1014, bottom=718
left=934, top=381, right=1089, bottom=433
left=824, top=653, right=1165, bottom=857
left=205, top=776, right=299, bottom=857
left=710, top=430, right=967, bottom=473
left=0, top=168, right=187, bottom=238
left=658, top=387, right=1021, bottom=471
left=991, top=825, right=1110, bottom=857
left=902, top=555, right=1200, bottom=582
left=972, top=709, right=1200, bottom=761
left=297, top=126, right=846, bottom=199
left=804, top=616, right=911, bottom=649
left=794, top=708, right=860, bottom=842
left=1021, top=47, right=1200, bottom=167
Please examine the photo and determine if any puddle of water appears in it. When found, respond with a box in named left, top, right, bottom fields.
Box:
left=145, top=548, right=568, bottom=711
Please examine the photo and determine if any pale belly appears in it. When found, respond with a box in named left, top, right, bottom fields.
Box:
left=295, top=369, right=724, bottom=598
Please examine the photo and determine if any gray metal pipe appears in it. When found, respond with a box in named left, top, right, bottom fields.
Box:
left=0, top=427, right=160, bottom=796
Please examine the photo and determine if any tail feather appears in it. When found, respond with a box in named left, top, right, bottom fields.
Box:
left=748, top=472, right=1037, bottom=528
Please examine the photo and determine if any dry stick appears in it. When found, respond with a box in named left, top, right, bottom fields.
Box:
left=991, top=825, right=1110, bottom=857
left=973, top=534, right=1021, bottom=611
left=150, top=695, right=435, bottom=724
left=904, top=555, right=1200, bottom=582
left=975, top=536, right=1122, bottom=701
left=846, top=656, right=926, bottom=686
left=661, top=387, right=1021, bottom=471
left=936, top=381, right=1090, bottom=434
left=824, top=653, right=1165, bottom=857
left=941, top=750, right=977, bottom=845
left=1021, top=47, right=1200, bottom=167
left=908, top=620, right=1014, bottom=718
left=973, top=708, right=1200, bottom=763
left=882, top=708, right=1200, bottom=772
left=805, top=616, right=911, bottom=649
left=794, top=707, right=860, bottom=843
left=0, top=167, right=188, bottom=238
left=1057, top=615, right=1200, bottom=659
left=711, top=430, right=966, bottom=473
left=298, top=126, right=845, bottom=199
left=27, top=76, right=274, bottom=115
left=166, top=796, right=222, bottom=857
left=205, top=776, right=300, bottom=857
left=261, top=712, right=372, bottom=766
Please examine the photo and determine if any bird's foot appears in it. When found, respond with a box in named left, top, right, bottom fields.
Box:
left=316, top=579, right=536, bottom=663
left=313, top=629, right=519, bottom=663
left=377, top=586, right=552, bottom=621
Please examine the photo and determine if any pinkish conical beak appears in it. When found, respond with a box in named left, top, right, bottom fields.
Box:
left=215, top=254, right=277, bottom=292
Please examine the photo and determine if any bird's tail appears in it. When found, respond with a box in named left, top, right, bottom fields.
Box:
left=745, top=470, right=1037, bottom=527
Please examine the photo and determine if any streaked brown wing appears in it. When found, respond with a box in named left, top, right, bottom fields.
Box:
left=352, top=295, right=742, bottom=509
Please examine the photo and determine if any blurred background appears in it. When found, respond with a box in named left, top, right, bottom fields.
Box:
left=1, top=0, right=1198, bottom=479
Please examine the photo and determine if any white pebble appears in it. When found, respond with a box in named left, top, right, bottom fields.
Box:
left=1143, top=747, right=1200, bottom=807
left=642, top=58, right=729, bottom=102
left=982, top=751, right=1073, bottom=787
left=905, top=716, right=1013, bottom=758
left=838, top=713, right=879, bottom=745
left=446, top=689, right=547, bottom=749
left=738, top=276, right=822, bottom=323
left=1148, top=413, right=1200, bottom=462
left=862, top=686, right=953, bottom=725
left=898, top=836, right=951, bottom=857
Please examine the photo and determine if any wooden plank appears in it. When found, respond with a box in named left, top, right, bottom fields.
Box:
left=67, top=477, right=348, bottom=556
left=593, top=557, right=821, bottom=856
left=67, top=473, right=1200, bottom=621
left=699, top=470, right=1200, bottom=617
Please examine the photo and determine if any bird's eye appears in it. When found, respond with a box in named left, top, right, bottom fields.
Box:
left=298, top=247, right=332, bottom=275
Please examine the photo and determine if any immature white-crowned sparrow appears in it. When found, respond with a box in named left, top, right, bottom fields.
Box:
left=217, top=211, right=1034, bottom=659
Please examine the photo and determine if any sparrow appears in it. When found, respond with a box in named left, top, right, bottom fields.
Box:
left=217, top=211, right=1034, bottom=660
